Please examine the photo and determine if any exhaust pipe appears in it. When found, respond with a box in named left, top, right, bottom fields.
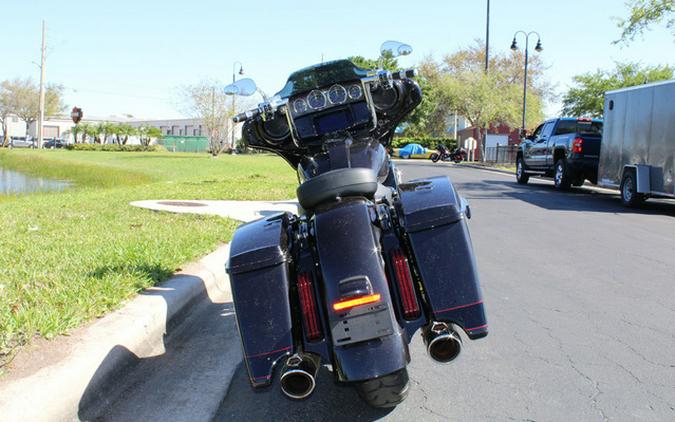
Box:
left=279, top=353, right=320, bottom=400
left=423, top=322, right=462, bottom=363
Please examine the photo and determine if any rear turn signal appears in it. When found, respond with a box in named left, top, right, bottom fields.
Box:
left=333, top=294, right=381, bottom=311
left=572, top=137, right=583, bottom=154
left=391, top=249, right=421, bottom=319
left=297, top=273, right=322, bottom=341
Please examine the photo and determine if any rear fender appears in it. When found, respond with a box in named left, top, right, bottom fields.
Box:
left=313, top=199, right=408, bottom=382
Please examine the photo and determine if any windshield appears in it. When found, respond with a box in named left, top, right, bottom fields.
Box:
left=275, top=60, right=371, bottom=98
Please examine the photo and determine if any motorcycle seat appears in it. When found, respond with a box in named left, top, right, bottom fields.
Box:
left=296, top=168, right=378, bottom=210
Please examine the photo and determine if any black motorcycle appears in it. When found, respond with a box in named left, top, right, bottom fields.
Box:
left=224, top=41, right=487, bottom=408
left=430, top=145, right=467, bottom=163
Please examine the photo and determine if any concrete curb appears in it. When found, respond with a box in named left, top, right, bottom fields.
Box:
left=0, top=244, right=233, bottom=422
left=456, top=164, right=515, bottom=175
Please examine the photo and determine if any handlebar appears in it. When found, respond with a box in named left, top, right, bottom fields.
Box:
left=233, top=109, right=261, bottom=123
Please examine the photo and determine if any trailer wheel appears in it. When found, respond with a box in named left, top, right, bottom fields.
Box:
left=554, top=159, right=572, bottom=190
left=355, top=368, right=409, bottom=408
left=516, top=157, right=529, bottom=184
left=620, top=171, right=645, bottom=207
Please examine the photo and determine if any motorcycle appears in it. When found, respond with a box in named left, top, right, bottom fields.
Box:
left=430, top=145, right=467, bottom=163
left=224, top=41, right=487, bottom=408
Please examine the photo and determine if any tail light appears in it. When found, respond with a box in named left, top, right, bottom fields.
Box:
left=332, top=294, right=381, bottom=311
left=297, top=273, right=322, bottom=341
left=572, top=137, right=583, bottom=154
left=391, top=249, right=421, bottom=320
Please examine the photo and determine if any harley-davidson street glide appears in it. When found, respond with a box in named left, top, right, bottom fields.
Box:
left=224, top=41, right=487, bottom=408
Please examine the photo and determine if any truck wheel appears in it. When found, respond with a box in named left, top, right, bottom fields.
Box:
left=516, top=157, right=529, bottom=184
left=355, top=368, right=409, bottom=408
left=554, top=159, right=572, bottom=190
left=572, top=178, right=585, bottom=187
left=620, top=172, right=645, bottom=207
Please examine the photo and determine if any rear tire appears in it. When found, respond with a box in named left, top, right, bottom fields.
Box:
left=516, top=157, right=529, bottom=184
left=355, top=368, right=409, bottom=408
left=620, top=171, right=645, bottom=207
left=554, top=158, right=572, bottom=190
left=430, top=153, right=440, bottom=163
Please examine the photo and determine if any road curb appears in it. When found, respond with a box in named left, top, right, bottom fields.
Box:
left=457, top=164, right=515, bottom=175
left=0, top=244, right=233, bottom=422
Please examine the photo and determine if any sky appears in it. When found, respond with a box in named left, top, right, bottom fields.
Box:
left=1, top=0, right=673, bottom=120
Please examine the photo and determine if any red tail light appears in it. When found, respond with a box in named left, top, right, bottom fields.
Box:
left=297, top=273, right=322, bottom=341
left=572, top=137, right=583, bottom=154
left=332, top=294, right=381, bottom=311
left=391, top=249, right=421, bottom=320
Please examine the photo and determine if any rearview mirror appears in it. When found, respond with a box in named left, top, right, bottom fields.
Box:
left=224, top=78, right=257, bottom=96
left=380, top=40, right=413, bottom=58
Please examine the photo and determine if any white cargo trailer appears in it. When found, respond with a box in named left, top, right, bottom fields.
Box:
left=597, top=80, right=675, bottom=206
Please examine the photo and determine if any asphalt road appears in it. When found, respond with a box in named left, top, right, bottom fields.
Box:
left=215, top=162, right=675, bottom=422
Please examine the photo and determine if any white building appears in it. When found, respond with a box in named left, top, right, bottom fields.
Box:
left=4, top=114, right=239, bottom=145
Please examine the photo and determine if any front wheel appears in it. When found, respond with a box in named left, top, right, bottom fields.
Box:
left=516, top=157, right=529, bottom=184
left=430, top=153, right=440, bottom=163
left=355, top=368, right=409, bottom=408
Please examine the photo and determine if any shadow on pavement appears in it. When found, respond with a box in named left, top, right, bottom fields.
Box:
left=459, top=178, right=675, bottom=217
left=78, top=275, right=238, bottom=421
left=215, top=364, right=394, bottom=421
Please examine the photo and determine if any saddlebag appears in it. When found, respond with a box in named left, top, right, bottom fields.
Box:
left=227, top=213, right=294, bottom=387
left=397, top=176, right=488, bottom=339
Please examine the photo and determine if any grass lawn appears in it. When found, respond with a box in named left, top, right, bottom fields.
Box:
left=0, top=150, right=296, bottom=370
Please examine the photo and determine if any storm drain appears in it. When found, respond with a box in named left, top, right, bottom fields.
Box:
left=157, top=201, right=208, bottom=207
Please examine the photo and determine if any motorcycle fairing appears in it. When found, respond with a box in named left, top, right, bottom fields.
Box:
left=227, top=213, right=294, bottom=387
left=397, top=177, right=488, bottom=339
left=312, top=199, right=409, bottom=381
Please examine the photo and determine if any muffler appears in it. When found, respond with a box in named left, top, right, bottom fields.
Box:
left=279, top=353, right=320, bottom=400
left=423, top=322, right=462, bottom=363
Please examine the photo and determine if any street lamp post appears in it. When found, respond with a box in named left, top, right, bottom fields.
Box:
left=231, top=61, right=244, bottom=153
left=510, top=31, right=543, bottom=133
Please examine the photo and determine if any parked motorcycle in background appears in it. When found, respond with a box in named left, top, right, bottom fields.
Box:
left=224, top=41, right=488, bottom=408
left=430, top=144, right=467, bottom=163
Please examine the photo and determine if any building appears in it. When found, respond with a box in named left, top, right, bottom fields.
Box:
left=4, top=114, right=239, bottom=146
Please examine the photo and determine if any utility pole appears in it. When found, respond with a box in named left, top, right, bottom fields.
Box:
left=485, top=0, right=490, bottom=74
left=37, top=20, right=47, bottom=149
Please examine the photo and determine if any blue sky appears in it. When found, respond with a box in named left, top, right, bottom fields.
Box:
left=1, top=0, right=673, bottom=119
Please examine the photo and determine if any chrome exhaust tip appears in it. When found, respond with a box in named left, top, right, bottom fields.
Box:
left=279, top=354, right=319, bottom=400
left=423, top=322, right=462, bottom=363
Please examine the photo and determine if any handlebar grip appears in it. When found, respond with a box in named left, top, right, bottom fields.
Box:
left=232, top=109, right=260, bottom=123
left=391, top=68, right=417, bottom=79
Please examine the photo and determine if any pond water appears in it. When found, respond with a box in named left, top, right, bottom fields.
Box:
left=0, top=167, right=71, bottom=194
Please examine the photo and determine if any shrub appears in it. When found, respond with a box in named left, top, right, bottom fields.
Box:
left=65, top=144, right=166, bottom=152
left=391, top=137, right=458, bottom=150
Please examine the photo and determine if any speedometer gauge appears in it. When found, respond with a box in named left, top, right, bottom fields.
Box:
left=307, top=90, right=326, bottom=109
left=348, top=84, right=363, bottom=100
left=293, top=98, right=308, bottom=114
left=328, top=84, right=347, bottom=104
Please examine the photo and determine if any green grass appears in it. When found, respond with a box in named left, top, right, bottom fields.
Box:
left=0, top=150, right=296, bottom=369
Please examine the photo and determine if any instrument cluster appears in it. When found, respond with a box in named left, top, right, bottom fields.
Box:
left=290, top=82, right=364, bottom=118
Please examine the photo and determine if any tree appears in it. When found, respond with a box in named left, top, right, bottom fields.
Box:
left=347, top=53, right=399, bottom=71
left=0, top=81, right=12, bottom=147
left=562, top=62, right=673, bottom=117
left=113, top=124, right=134, bottom=145
left=0, top=78, right=65, bottom=137
left=137, top=125, right=162, bottom=146
left=615, top=0, right=674, bottom=44
left=403, top=41, right=547, bottom=144
left=180, top=81, right=233, bottom=157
